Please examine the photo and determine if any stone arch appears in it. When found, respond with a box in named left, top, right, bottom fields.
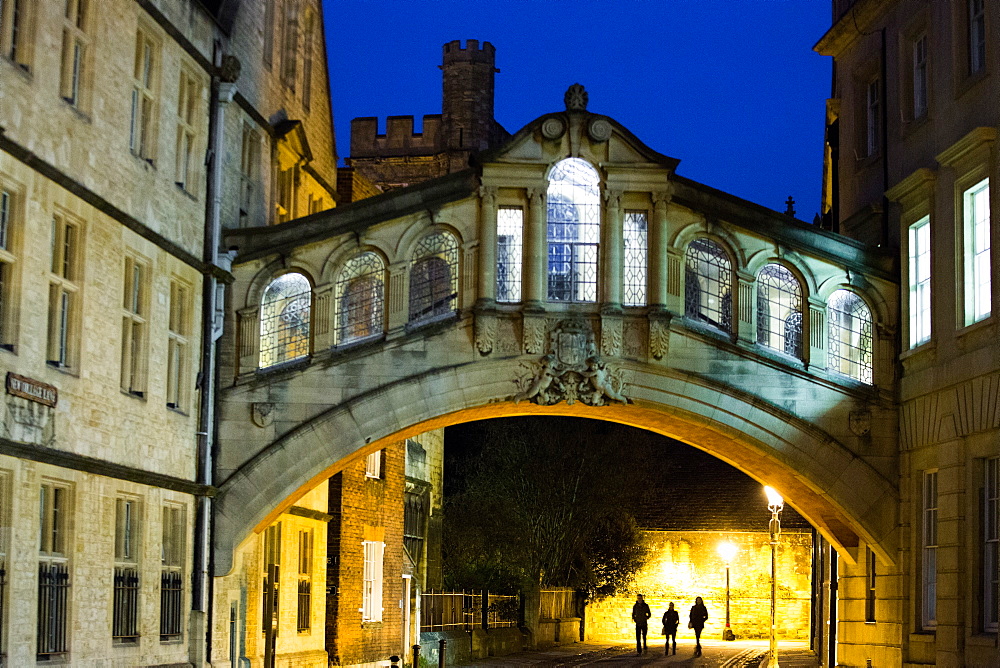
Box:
left=213, top=360, right=898, bottom=576
left=320, top=241, right=391, bottom=285
left=394, top=218, right=465, bottom=262
left=672, top=220, right=746, bottom=272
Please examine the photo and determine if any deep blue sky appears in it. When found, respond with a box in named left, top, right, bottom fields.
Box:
left=323, top=1, right=832, bottom=219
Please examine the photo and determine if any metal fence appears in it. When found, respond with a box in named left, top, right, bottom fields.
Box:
left=160, top=570, right=184, bottom=639
left=37, top=562, right=69, bottom=659
left=112, top=567, right=139, bottom=643
left=420, top=590, right=520, bottom=632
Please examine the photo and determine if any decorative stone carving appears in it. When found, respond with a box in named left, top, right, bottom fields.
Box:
left=564, top=83, right=588, bottom=111
left=3, top=397, right=55, bottom=446
left=849, top=409, right=871, bottom=437
left=601, top=315, right=623, bottom=357
left=514, top=319, right=630, bottom=406
left=496, top=318, right=521, bottom=355
left=475, top=313, right=497, bottom=355
left=219, top=55, right=242, bottom=83
left=523, top=316, right=547, bottom=354
left=251, top=402, right=275, bottom=428
left=623, top=321, right=645, bottom=359
left=649, top=315, right=671, bottom=361
left=541, top=116, right=566, bottom=140
left=588, top=117, right=612, bottom=142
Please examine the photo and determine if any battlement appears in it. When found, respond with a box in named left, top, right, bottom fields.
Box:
left=350, top=114, right=444, bottom=158
left=442, top=39, right=496, bottom=66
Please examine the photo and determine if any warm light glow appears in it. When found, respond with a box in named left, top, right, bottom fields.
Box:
left=717, top=541, right=738, bottom=564
left=764, top=485, right=784, bottom=510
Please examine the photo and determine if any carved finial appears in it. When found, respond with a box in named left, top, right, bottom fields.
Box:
left=784, top=196, right=796, bottom=217
left=564, top=84, right=588, bottom=111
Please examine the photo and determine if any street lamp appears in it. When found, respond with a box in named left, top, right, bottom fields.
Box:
left=764, top=486, right=784, bottom=668
left=717, top=541, right=738, bottom=641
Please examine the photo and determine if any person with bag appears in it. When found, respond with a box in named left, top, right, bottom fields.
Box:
left=631, top=593, right=651, bottom=655
left=661, top=601, right=679, bottom=655
left=689, top=596, right=709, bottom=656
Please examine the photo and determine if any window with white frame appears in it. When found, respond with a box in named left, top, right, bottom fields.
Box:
left=297, top=529, right=313, bottom=632
left=38, top=481, right=70, bottom=660
left=913, top=34, right=928, bottom=119
left=121, top=256, right=148, bottom=396
left=365, top=450, right=382, bottom=479
left=546, top=158, right=600, bottom=303
left=335, top=252, right=384, bottom=346
left=908, top=216, right=932, bottom=347
left=259, top=273, right=311, bottom=369
left=47, top=215, right=81, bottom=369
left=984, top=457, right=999, bottom=632
left=0, top=186, right=17, bottom=350
left=113, top=497, right=140, bottom=643
left=167, top=280, right=190, bottom=410
left=964, top=178, right=990, bottom=325
left=969, top=0, right=986, bottom=75
left=866, top=76, right=880, bottom=157
left=623, top=211, right=647, bottom=307
left=239, top=124, right=261, bottom=223
left=0, top=0, right=33, bottom=70
left=175, top=69, right=201, bottom=192
left=130, top=29, right=158, bottom=161
left=160, top=504, right=185, bottom=640
left=408, top=231, right=459, bottom=323
left=361, top=539, right=384, bottom=622
left=59, top=0, right=90, bottom=108
left=496, top=206, right=523, bottom=303
left=756, top=263, right=803, bottom=359
left=922, top=470, right=938, bottom=631
left=827, top=290, right=873, bottom=384
left=685, top=238, right=733, bottom=331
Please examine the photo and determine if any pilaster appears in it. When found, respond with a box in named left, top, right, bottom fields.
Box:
left=386, top=262, right=408, bottom=334
left=602, top=188, right=623, bottom=309
left=524, top=187, right=547, bottom=308
left=478, top=186, right=498, bottom=306
left=736, top=271, right=756, bottom=344
left=648, top=191, right=671, bottom=308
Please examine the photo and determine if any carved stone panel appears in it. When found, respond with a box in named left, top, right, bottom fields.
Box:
left=600, top=314, right=623, bottom=357
left=523, top=315, right=547, bottom=354
left=475, top=312, right=497, bottom=356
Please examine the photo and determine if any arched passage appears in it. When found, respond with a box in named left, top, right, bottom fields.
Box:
left=213, top=360, right=897, bottom=575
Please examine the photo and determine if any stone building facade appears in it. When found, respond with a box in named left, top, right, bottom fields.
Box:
left=817, top=1, right=1000, bottom=666
left=0, top=0, right=336, bottom=664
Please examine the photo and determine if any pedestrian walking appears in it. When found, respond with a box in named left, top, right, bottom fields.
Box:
left=661, top=601, right=679, bottom=655
left=632, top=593, right=651, bottom=655
left=689, top=596, right=709, bottom=656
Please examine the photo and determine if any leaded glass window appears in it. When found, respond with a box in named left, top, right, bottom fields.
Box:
left=546, top=158, right=600, bottom=302
left=757, top=263, right=803, bottom=358
left=827, top=290, right=873, bottom=384
left=409, top=231, right=458, bottom=323
left=623, top=211, right=647, bottom=306
left=497, top=207, right=523, bottom=303
left=259, top=272, right=311, bottom=368
left=685, top=238, right=733, bottom=331
left=335, top=252, right=384, bottom=346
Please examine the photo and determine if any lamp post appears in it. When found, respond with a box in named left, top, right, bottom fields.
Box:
left=764, top=486, right=784, bottom=668
left=717, top=541, right=738, bottom=641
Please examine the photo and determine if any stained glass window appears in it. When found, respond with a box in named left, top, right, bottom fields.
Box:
left=546, top=158, right=600, bottom=302
left=828, top=289, right=873, bottom=384
left=335, top=252, right=384, bottom=346
left=409, top=231, right=458, bottom=323
left=497, top=206, right=523, bottom=303
left=623, top=211, right=647, bottom=306
left=259, top=272, right=311, bottom=368
left=757, top=263, right=803, bottom=358
left=685, top=238, right=732, bottom=331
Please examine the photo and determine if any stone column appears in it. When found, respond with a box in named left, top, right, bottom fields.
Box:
left=736, top=271, right=757, bottom=344
left=648, top=191, right=671, bottom=309
left=478, top=186, right=498, bottom=306
left=386, top=262, right=409, bottom=334
left=602, top=188, right=623, bottom=309
left=524, top=187, right=547, bottom=308
left=807, top=297, right=826, bottom=369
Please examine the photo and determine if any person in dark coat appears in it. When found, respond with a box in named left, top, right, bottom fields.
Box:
left=689, top=596, right=709, bottom=655
left=631, top=593, right=651, bottom=654
left=661, top=601, right=679, bottom=655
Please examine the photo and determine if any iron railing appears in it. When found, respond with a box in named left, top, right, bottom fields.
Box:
left=160, top=570, right=183, bottom=639
left=420, top=590, right=519, bottom=632
left=112, top=567, right=139, bottom=643
left=297, top=580, right=311, bottom=632
left=37, top=562, right=69, bottom=659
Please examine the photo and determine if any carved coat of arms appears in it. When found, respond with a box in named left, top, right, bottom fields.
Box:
left=514, top=320, right=630, bottom=407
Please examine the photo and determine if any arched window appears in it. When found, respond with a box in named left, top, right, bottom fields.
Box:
left=335, top=252, right=384, bottom=346
left=259, top=272, right=311, bottom=368
left=684, top=238, right=733, bottom=331
left=546, top=158, right=600, bottom=302
left=828, top=289, right=873, bottom=383
left=409, top=231, right=459, bottom=323
left=757, top=263, right=803, bottom=358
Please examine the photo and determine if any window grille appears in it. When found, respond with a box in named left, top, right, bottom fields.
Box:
left=623, top=211, right=647, bottom=306
left=985, top=457, right=999, bottom=632
left=827, top=290, right=873, bottom=384
left=112, top=567, right=139, bottom=643
left=496, top=207, right=523, bottom=303
left=546, top=158, right=600, bottom=302
left=259, top=273, right=311, bottom=368
left=908, top=216, right=931, bottom=347
left=922, top=470, right=938, bottom=631
left=335, top=252, right=384, bottom=345
left=160, top=504, right=184, bottom=640
left=970, top=0, right=986, bottom=74
left=408, top=232, right=458, bottom=323
left=59, top=0, right=90, bottom=108
left=130, top=30, right=157, bottom=160
left=757, top=263, right=803, bottom=358
left=685, top=238, right=733, bottom=330
left=37, top=562, right=69, bottom=659
left=404, top=488, right=428, bottom=563
left=964, top=178, right=990, bottom=324
left=160, top=570, right=183, bottom=639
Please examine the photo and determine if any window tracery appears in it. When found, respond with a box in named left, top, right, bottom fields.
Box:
left=757, top=263, right=803, bottom=358
left=684, top=238, right=732, bottom=331
left=409, top=232, right=458, bottom=323
left=259, top=272, right=311, bottom=368
left=827, top=289, right=873, bottom=384
left=335, top=252, right=384, bottom=346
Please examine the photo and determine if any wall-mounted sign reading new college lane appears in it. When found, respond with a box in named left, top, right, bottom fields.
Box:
left=6, top=373, right=58, bottom=408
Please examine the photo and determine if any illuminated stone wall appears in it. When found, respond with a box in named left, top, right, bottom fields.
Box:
left=586, top=530, right=813, bottom=642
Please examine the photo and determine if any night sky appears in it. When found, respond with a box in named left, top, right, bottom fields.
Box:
left=323, top=0, right=832, bottom=219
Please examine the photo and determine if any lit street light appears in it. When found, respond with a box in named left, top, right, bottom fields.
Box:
left=717, top=541, right=738, bottom=641
left=764, top=485, right=784, bottom=668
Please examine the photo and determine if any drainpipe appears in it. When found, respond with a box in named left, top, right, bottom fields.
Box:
left=880, top=27, right=889, bottom=249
